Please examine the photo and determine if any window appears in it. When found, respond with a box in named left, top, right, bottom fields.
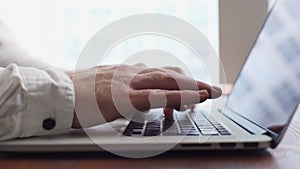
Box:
left=0, top=0, right=219, bottom=82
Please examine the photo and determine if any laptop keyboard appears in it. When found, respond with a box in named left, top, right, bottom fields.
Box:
left=123, top=112, right=231, bottom=136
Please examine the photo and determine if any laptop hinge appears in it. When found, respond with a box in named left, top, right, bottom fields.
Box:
left=222, top=107, right=267, bottom=135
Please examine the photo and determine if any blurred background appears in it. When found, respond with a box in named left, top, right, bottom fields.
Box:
left=0, top=0, right=274, bottom=83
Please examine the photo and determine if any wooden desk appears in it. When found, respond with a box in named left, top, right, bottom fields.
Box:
left=1, top=107, right=300, bottom=169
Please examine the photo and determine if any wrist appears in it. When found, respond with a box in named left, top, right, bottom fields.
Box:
left=72, top=110, right=82, bottom=128
left=64, top=71, right=81, bottom=129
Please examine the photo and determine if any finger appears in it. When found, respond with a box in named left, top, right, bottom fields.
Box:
left=134, top=63, right=147, bottom=68
left=161, top=66, right=185, bottom=74
left=132, top=72, right=198, bottom=90
left=138, top=67, right=185, bottom=75
left=188, top=104, right=196, bottom=111
left=180, top=105, right=189, bottom=111
left=131, top=89, right=209, bottom=111
left=197, top=82, right=222, bottom=99
left=164, top=108, right=174, bottom=120
left=132, top=73, right=222, bottom=98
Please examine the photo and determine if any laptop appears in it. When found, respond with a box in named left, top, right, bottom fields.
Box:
left=0, top=0, right=299, bottom=156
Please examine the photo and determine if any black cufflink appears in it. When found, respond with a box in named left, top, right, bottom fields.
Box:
left=43, top=118, right=56, bottom=130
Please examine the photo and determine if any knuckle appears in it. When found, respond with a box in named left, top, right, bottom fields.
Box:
left=165, top=73, right=176, bottom=81
left=151, top=68, right=165, bottom=73
left=156, top=72, right=177, bottom=83
left=135, top=63, right=147, bottom=67
left=172, top=67, right=184, bottom=74
left=163, top=66, right=184, bottom=74
left=138, top=90, right=151, bottom=97
left=153, top=71, right=166, bottom=79
left=119, top=64, right=130, bottom=68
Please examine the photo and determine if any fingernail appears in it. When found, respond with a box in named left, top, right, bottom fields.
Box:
left=212, top=86, right=222, bottom=93
left=199, top=90, right=209, bottom=102
left=208, top=86, right=222, bottom=98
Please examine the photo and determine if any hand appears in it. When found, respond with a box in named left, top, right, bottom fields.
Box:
left=68, top=64, right=222, bottom=128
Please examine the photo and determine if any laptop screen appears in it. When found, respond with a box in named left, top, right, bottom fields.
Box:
left=226, top=0, right=300, bottom=136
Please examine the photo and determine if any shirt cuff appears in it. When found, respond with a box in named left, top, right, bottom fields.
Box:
left=19, top=66, right=75, bottom=138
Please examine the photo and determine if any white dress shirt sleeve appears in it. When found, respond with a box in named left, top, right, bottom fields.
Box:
left=0, top=64, right=75, bottom=141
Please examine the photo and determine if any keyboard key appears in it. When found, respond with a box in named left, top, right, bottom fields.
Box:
left=195, top=121, right=212, bottom=126
left=198, top=125, right=214, bottom=129
left=187, top=131, right=200, bottom=136
left=163, top=131, right=180, bottom=136
left=217, top=128, right=227, bottom=131
left=123, top=129, right=133, bottom=136
left=181, top=130, right=200, bottom=135
left=144, top=129, right=160, bottom=136
left=123, top=112, right=231, bottom=137
left=131, top=129, right=143, bottom=135
left=200, top=129, right=219, bottom=135
left=127, top=122, right=145, bottom=129
left=220, top=131, right=231, bottom=135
